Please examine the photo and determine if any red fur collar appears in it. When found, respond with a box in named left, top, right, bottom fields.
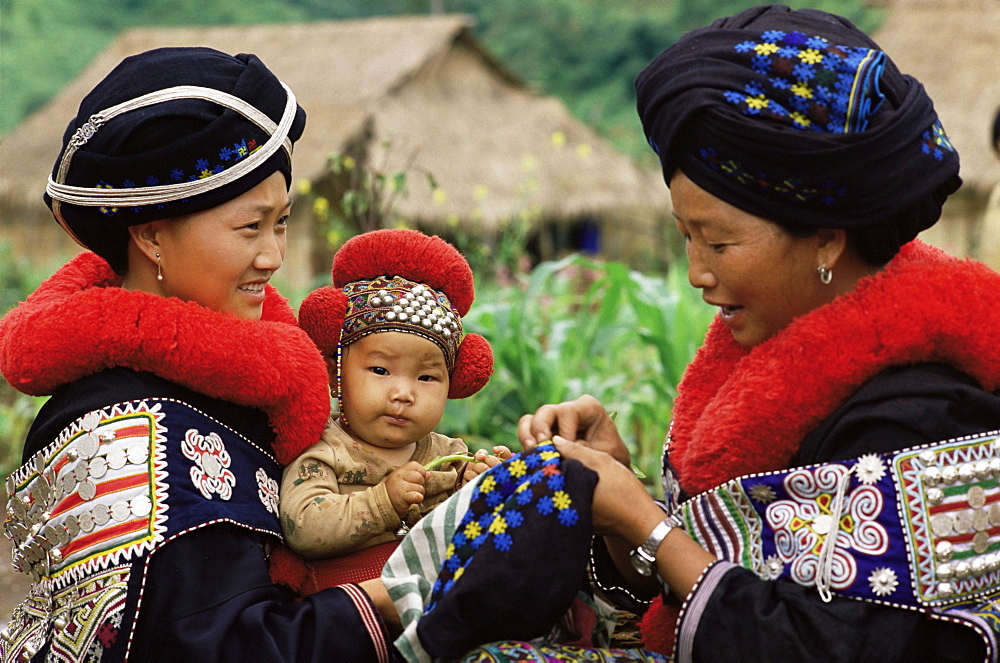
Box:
left=0, top=252, right=329, bottom=465
left=670, top=240, right=1000, bottom=495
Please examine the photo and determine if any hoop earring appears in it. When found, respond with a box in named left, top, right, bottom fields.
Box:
left=156, top=253, right=163, bottom=281
left=817, top=264, right=833, bottom=285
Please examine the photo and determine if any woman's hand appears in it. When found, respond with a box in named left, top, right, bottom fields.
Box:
left=517, top=395, right=631, bottom=466
left=385, top=461, right=428, bottom=518
left=550, top=437, right=656, bottom=539
left=552, top=437, right=715, bottom=599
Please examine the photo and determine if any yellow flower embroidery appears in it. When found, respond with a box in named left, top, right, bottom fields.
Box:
left=746, top=94, right=769, bottom=110
left=754, top=42, right=780, bottom=56
left=489, top=516, right=508, bottom=535
left=799, top=49, right=824, bottom=65
left=508, top=459, right=528, bottom=477
left=789, top=111, right=811, bottom=128
left=791, top=82, right=813, bottom=99
left=463, top=521, right=483, bottom=539
left=552, top=491, right=572, bottom=510
left=480, top=475, right=497, bottom=493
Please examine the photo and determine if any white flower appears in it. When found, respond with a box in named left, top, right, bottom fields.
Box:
left=856, top=454, right=886, bottom=485
left=764, top=555, right=784, bottom=580
left=750, top=483, right=777, bottom=503
left=869, top=567, right=898, bottom=596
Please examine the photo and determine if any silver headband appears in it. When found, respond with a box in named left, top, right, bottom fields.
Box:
left=46, top=83, right=297, bottom=209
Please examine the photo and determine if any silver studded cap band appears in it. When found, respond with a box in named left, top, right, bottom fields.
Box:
left=341, top=275, right=463, bottom=371
left=46, top=83, right=297, bottom=209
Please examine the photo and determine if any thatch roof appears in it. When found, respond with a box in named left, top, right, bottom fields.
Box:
left=0, top=15, right=667, bottom=236
left=871, top=0, right=1000, bottom=196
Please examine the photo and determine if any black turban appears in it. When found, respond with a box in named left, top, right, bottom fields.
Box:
left=636, top=4, right=960, bottom=237
left=45, top=47, right=307, bottom=273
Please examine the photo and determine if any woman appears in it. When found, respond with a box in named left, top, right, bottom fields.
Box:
left=517, top=5, right=1000, bottom=662
left=0, top=47, right=395, bottom=661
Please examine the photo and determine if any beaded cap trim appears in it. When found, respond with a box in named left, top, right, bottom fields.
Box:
left=341, top=275, right=463, bottom=371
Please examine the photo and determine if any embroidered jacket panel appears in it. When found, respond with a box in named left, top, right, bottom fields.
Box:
left=684, top=364, right=1000, bottom=662
left=280, top=417, right=468, bottom=559
left=5, top=369, right=389, bottom=663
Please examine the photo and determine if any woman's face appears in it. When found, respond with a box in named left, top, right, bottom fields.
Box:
left=339, top=331, right=450, bottom=451
left=670, top=171, right=832, bottom=348
left=151, top=171, right=290, bottom=320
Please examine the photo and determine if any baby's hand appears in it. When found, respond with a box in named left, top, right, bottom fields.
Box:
left=386, top=461, right=428, bottom=518
left=462, top=446, right=515, bottom=482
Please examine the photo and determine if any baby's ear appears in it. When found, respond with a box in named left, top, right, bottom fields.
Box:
left=448, top=333, right=494, bottom=399
left=298, top=286, right=347, bottom=356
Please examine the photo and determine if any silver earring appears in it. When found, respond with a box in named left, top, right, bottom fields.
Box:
left=156, top=253, right=163, bottom=281
left=817, top=264, right=832, bottom=285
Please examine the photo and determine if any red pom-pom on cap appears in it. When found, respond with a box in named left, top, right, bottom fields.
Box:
left=298, top=286, right=348, bottom=356
left=332, top=229, right=475, bottom=315
left=448, top=332, right=494, bottom=399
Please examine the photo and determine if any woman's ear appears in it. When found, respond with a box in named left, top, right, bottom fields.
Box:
left=126, top=221, right=163, bottom=263
left=816, top=228, right=848, bottom=270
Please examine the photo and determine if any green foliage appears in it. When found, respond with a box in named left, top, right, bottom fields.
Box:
left=0, top=241, right=51, bottom=478
left=438, top=253, right=715, bottom=494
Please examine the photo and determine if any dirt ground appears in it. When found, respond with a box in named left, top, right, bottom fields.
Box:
left=1, top=489, right=32, bottom=625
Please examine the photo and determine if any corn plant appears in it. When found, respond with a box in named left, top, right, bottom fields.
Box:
left=440, top=253, right=714, bottom=494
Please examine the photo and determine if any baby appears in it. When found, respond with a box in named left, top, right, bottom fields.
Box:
left=279, top=229, right=509, bottom=592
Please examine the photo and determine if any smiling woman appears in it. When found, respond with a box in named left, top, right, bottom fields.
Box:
left=0, top=47, right=397, bottom=661
left=123, top=170, right=291, bottom=319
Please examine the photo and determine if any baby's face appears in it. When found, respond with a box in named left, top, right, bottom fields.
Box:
left=339, top=331, right=450, bottom=450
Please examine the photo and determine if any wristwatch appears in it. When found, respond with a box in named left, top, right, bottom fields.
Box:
left=629, top=517, right=675, bottom=576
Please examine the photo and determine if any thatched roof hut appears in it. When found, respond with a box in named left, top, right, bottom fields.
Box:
left=0, top=15, right=670, bottom=287
left=870, top=0, right=1000, bottom=262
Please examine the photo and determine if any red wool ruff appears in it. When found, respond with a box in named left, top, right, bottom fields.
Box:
left=300, top=229, right=493, bottom=400
left=0, top=252, right=330, bottom=466
left=640, top=240, right=1000, bottom=654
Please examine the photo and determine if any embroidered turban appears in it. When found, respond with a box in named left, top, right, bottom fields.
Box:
left=636, top=4, right=960, bottom=236
left=45, top=47, right=306, bottom=273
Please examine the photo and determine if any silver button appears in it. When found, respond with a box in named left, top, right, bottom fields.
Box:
left=110, top=500, right=131, bottom=522
left=88, top=456, right=108, bottom=480
left=78, top=511, right=95, bottom=533
left=77, top=432, right=101, bottom=459
left=91, top=503, right=111, bottom=526
left=127, top=444, right=149, bottom=465
left=954, top=511, right=974, bottom=535
left=106, top=447, right=127, bottom=470
left=968, top=485, right=987, bottom=509
left=78, top=479, right=97, bottom=502
left=130, top=495, right=152, bottom=518
left=930, top=513, right=954, bottom=537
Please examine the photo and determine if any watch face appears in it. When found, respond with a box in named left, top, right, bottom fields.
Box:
left=630, top=549, right=654, bottom=576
